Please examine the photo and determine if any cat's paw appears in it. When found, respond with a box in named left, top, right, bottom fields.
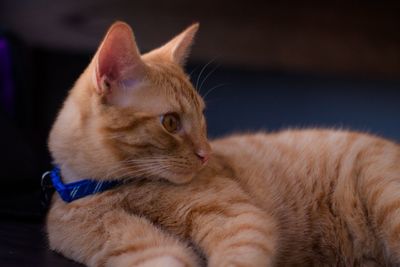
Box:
left=136, top=255, right=186, bottom=267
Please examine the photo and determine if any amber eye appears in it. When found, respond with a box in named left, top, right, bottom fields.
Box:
left=161, top=113, right=180, bottom=133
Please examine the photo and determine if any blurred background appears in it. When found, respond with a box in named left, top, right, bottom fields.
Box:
left=0, top=1, right=399, bottom=266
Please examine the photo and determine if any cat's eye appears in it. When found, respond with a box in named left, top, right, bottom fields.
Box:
left=161, top=113, right=180, bottom=133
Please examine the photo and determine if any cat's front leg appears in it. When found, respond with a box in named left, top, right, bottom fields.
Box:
left=194, top=201, right=277, bottom=267
left=125, top=177, right=278, bottom=266
left=185, top=182, right=278, bottom=267
left=47, top=196, right=199, bottom=267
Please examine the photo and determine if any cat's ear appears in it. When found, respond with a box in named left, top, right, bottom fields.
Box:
left=93, top=21, right=145, bottom=100
left=158, top=23, right=199, bottom=66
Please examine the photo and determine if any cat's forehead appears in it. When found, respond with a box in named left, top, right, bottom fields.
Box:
left=147, top=63, right=205, bottom=113
left=118, top=73, right=203, bottom=117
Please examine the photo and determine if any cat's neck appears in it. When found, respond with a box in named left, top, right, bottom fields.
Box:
left=60, top=166, right=85, bottom=184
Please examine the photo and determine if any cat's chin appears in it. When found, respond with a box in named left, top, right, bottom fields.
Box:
left=162, top=170, right=196, bottom=184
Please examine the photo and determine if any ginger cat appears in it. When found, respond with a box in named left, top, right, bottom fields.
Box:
left=47, top=21, right=400, bottom=267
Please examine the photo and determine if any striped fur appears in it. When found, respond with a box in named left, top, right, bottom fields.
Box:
left=47, top=22, right=400, bottom=266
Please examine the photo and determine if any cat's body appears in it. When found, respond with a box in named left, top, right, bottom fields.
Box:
left=47, top=22, right=400, bottom=266
left=211, top=130, right=397, bottom=266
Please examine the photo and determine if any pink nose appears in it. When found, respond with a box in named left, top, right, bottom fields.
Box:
left=195, top=150, right=210, bottom=164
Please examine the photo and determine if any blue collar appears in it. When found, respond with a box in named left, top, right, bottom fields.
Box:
left=48, top=167, right=121, bottom=203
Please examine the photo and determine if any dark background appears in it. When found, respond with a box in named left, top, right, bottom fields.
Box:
left=0, top=1, right=399, bottom=266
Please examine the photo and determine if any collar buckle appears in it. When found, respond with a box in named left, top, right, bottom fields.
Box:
left=40, top=170, right=55, bottom=213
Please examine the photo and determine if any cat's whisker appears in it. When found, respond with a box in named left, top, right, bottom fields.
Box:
left=123, top=156, right=184, bottom=164
left=106, top=161, right=163, bottom=178
left=196, top=58, right=216, bottom=92
left=104, top=165, right=135, bottom=179
left=105, top=166, right=148, bottom=180
left=144, top=166, right=174, bottom=178
left=107, top=135, right=126, bottom=140
left=104, top=163, right=175, bottom=179
left=125, top=165, right=169, bottom=179
left=103, top=155, right=192, bottom=180
left=203, top=83, right=227, bottom=101
left=188, top=64, right=201, bottom=79
left=199, top=63, right=220, bottom=94
left=122, top=160, right=192, bottom=179
left=115, top=158, right=159, bottom=165
left=123, top=158, right=172, bottom=164
left=124, top=156, right=173, bottom=161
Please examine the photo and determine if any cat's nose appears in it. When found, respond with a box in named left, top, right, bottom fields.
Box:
left=195, top=149, right=210, bottom=164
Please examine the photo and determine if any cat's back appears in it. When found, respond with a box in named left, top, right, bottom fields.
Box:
left=210, top=129, right=400, bottom=265
left=211, top=128, right=398, bottom=186
left=211, top=128, right=400, bottom=211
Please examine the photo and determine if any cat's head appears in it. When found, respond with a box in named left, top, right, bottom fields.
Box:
left=48, top=21, right=210, bottom=184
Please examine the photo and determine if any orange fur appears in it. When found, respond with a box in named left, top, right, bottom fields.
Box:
left=47, top=22, right=400, bottom=266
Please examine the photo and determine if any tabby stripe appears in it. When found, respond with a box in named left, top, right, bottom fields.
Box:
left=185, top=202, right=257, bottom=240
left=185, top=204, right=232, bottom=242
left=226, top=240, right=273, bottom=256
left=363, top=177, right=383, bottom=195
left=114, top=139, right=163, bottom=151
left=227, top=262, right=248, bottom=267
left=103, top=117, right=152, bottom=132
left=326, top=178, right=338, bottom=217
left=101, top=242, right=154, bottom=264
left=389, top=223, right=400, bottom=244
left=367, top=187, right=385, bottom=216
left=205, top=222, right=274, bottom=254
left=225, top=198, right=254, bottom=207
left=226, top=210, right=267, bottom=219
left=226, top=223, right=273, bottom=239
left=187, top=204, right=236, bottom=220
left=376, top=199, right=400, bottom=227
